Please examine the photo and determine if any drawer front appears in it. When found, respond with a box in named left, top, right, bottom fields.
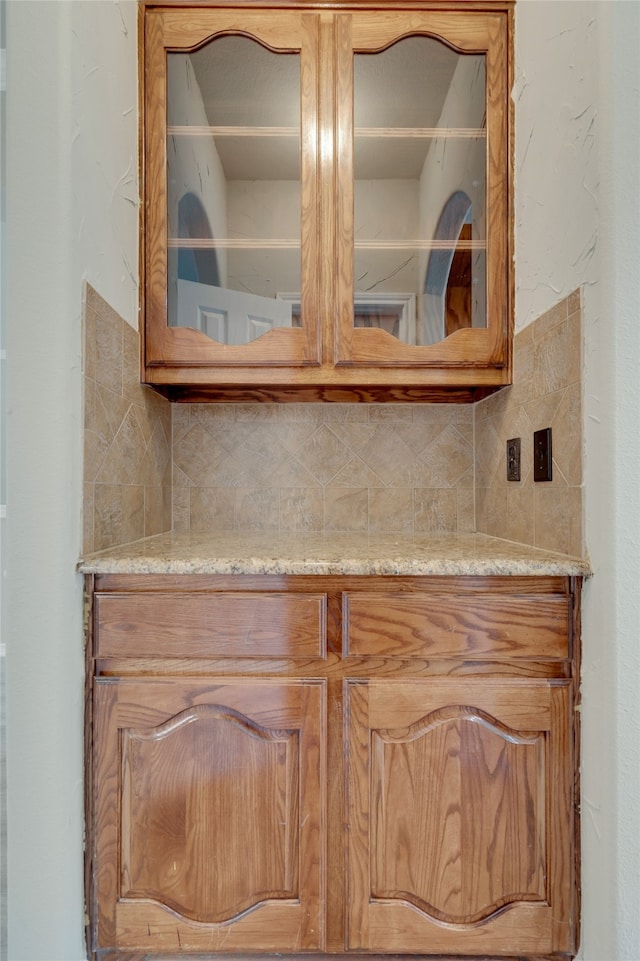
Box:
left=344, top=592, right=569, bottom=659
left=96, top=592, right=326, bottom=658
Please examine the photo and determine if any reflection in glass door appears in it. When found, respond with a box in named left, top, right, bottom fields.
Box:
left=166, top=35, right=302, bottom=346
left=353, top=35, right=486, bottom=346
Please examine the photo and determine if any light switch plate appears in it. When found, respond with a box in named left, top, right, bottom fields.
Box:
left=506, top=437, right=521, bottom=481
left=533, top=427, right=552, bottom=482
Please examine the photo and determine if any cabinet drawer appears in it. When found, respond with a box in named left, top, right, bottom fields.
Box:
left=95, top=592, right=326, bottom=658
left=344, top=592, right=569, bottom=658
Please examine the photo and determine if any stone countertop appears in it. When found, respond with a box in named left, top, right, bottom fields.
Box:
left=77, top=531, right=591, bottom=577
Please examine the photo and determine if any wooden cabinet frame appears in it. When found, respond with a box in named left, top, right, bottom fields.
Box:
left=139, top=2, right=514, bottom=402
left=142, top=9, right=323, bottom=373
left=85, top=572, right=580, bottom=961
left=345, top=677, right=574, bottom=955
left=92, top=676, right=326, bottom=953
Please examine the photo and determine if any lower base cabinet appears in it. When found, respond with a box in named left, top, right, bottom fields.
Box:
left=86, top=573, right=581, bottom=961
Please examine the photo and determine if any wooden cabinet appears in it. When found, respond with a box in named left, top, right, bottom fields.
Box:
left=93, top=677, right=325, bottom=953
left=140, top=2, right=514, bottom=402
left=345, top=678, right=573, bottom=955
left=86, top=573, right=580, bottom=961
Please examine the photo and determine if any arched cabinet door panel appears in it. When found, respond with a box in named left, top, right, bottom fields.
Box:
left=345, top=677, right=575, bottom=957
left=92, top=676, right=326, bottom=953
left=143, top=9, right=322, bottom=370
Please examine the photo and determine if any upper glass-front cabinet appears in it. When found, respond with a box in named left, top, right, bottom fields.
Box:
left=141, top=3, right=513, bottom=400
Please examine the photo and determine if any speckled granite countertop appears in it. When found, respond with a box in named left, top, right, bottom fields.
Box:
left=77, top=531, right=591, bottom=577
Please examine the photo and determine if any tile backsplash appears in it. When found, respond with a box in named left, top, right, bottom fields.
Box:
left=82, top=285, right=584, bottom=557
left=172, top=403, right=474, bottom=535
left=82, top=285, right=172, bottom=553
left=475, top=289, right=583, bottom=557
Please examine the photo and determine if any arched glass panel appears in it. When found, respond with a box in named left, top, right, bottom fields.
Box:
left=353, top=36, right=486, bottom=346
left=166, top=36, right=301, bottom=345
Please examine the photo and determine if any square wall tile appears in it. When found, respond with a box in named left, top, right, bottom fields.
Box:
left=170, top=404, right=478, bottom=536
left=82, top=284, right=172, bottom=554
left=474, top=289, right=584, bottom=557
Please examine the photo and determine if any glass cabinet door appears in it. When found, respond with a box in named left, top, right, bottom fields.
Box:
left=334, top=12, right=509, bottom=369
left=141, top=6, right=512, bottom=395
left=143, top=11, right=321, bottom=368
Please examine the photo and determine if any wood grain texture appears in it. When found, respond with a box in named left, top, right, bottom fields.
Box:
left=93, top=677, right=325, bottom=952
left=345, top=591, right=570, bottom=658
left=158, top=383, right=490, bottom=403
left=349, top=9, right=497, bottom=50
left=121, top=706, right=299, bottom=922
left=142, top=10, right=322, bottom=371
left=333, top=9, right=510, bottom=372
left=345, top=677, right=573, bottom=955
left=95, top=655, right=571, bottom=683
left=140, top=3, right=514, bottom=396
left=95, top=591, right=327, bottom=658
left=88, top=570, right=577, bottom=959
left=93, top=571, right=570, bottom=595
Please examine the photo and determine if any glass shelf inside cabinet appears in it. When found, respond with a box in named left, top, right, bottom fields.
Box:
left=166, top=35, right=301, bottom=346
left=353, top=35, right=487, bottom=347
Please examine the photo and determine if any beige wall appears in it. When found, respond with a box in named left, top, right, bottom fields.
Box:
left=83, top=286, right=584, bottom=558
